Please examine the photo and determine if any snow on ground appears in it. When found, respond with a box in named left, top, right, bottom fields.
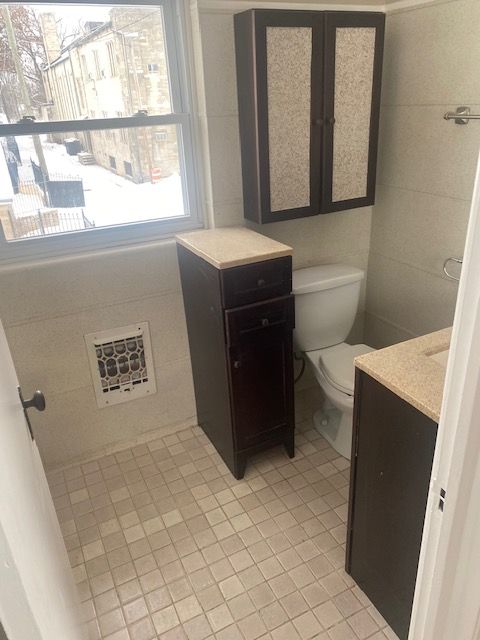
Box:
left=13, top=135, right=185, bottom=228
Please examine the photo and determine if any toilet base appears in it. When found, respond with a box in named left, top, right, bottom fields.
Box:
left=313, top=406, right=353, bottom=460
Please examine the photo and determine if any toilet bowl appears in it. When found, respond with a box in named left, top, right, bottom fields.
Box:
left=292, top=264, right=376, bottom=460
left=305, top=343, right=374, bottom=459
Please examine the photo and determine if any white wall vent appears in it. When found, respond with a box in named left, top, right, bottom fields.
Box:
left=85, top=322, right=156, bottom=408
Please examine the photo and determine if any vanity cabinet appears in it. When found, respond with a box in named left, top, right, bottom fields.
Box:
left=177, top=244, right=295, bottom=479
left=234, top=10, right=385, bottom=223
left=347, top=371, right=438, bottom=640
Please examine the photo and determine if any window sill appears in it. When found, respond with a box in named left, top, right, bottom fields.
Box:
left=0, top=218, right=204, bottom=269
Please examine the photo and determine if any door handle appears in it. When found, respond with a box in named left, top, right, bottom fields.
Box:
left=20, top=389, right=46, bottom=412
left=18, top=387, right=46, bottom=440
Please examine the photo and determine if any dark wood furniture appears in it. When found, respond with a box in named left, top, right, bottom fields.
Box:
left=234, top=10, right=385, bottom=224
left=177, top=245, right=295, bottom=479
left=347, top=371, right=438, bottom=639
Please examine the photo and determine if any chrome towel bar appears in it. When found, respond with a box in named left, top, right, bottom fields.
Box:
left=444, top=107, right=480, bottom=124
left=443, top=257, right=463, bottom=281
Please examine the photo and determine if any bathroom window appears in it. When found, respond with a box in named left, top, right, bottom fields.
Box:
left=0, top=1, right=200, bottom=262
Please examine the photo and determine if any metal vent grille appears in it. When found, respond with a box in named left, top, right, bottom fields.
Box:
left=85, top=323, right=156, bottom=408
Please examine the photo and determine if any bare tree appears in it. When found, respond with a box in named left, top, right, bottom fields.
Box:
left=0, top=5, right=47, bottom=118
left=56, top=17, right=82, bottom=51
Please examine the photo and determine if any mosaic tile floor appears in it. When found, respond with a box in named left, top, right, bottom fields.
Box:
left=48, top=413, right=398, bottom=640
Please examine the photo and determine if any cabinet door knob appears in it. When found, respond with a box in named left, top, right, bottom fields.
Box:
left=257, top=278, right=266, bottom=287
left=312, top=118, right=323, bottom=126
left=261, top=318, right=269, bottom=327
left=327, top=116, right=336, bottom=125
left=233, top=360, right=241, bottom=369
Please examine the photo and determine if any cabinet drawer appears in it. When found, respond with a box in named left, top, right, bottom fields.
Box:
left=221, top=256, right=292, bottom=308
left=225, top=295, right=294, bottom=346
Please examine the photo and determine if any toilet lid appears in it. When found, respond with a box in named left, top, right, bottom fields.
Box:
left=319, top=343, right=375, bottom=394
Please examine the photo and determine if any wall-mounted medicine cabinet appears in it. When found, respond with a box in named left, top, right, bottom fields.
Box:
left=234, top=10, right=385, bottom=224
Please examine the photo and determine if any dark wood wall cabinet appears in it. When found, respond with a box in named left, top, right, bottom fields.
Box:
left=234, top=10, right=385, bottom=224
left=177, top=245, right=295, bottom=480
left=347, top=371, right=438, bottom=640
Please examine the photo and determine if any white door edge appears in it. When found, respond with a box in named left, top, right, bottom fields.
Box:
left=0, top=525, right=42, bottom=640
left=410, top=149, right=480, bottom=639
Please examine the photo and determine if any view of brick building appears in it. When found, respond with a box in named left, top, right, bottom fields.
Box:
left=40, top=6, right=180, bottom=183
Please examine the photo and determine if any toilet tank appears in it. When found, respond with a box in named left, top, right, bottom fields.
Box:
left=292, top=264, right=364, bottom=352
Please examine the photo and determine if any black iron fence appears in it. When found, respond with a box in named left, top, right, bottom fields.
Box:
left=6, top=206, right=95, bottom=239
left=3, top=163, right=93, bottom=238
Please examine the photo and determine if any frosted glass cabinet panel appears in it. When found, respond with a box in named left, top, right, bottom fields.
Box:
left=234, top=10, right=385, bottom=224
left=332, top=27, right=376, bottom=202
left=322, top=12, right=384, bottom=213
left=266, top=26, right=312, bottom=212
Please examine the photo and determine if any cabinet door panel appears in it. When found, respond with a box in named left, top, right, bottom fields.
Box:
left=347, top=372, right=437, bottom=639
left=322, top=12, right=385, bottom=212
left=226, top=296, right=294, bottom=450
left=235, top=10, right=324, bottom=224
left=266, top=26, right=312, bottom=212
left=332, top=26, right=376, bottom=202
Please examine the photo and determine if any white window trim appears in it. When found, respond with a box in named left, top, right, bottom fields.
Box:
left=0, top=0, right=205, bottom=265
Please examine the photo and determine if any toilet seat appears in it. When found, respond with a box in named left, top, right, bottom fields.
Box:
left=307, top=343, right=375, bottom=396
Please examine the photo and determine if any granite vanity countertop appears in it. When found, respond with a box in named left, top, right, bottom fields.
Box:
left=355, top=327, right=452, bottom=423
left=175, top=227, right=293, bottom=269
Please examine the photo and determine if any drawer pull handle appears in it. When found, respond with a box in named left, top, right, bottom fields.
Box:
left=233, top=360, right=241, bottom=369
left=257, top=278, right=266, bottom=287
left=261, top=318, right=269, bottom=327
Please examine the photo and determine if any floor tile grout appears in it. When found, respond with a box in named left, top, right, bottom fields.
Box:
left=50, top=407, right=398, bottom=640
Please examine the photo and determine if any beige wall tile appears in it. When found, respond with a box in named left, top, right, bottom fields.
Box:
left=371, top=185, right=470, bottom=275
left=5, top=292, right=189, bottom=398
left=0, top=238, right=194, bottom=467
left=247, top=209, right=372, bottom=270
left=212, top=201, right=244, bottom=228
left=366, top=253, right=458, bottom=338
left=199, top=11, right=238, bottom=117
left=364, top=311, right=416, bottom=350
left=366, top=1, right=477, bottom=347
left=30, top=363, right=195, bottom=468
left=382, top=0, right=480, bottom=106
left=377, top=104, right=480, bottom=201
left=207, top=115, right=243, bottom=204
left=0, top=241, right=180, bottom=326
left=163, top=357, right=196, bottom=426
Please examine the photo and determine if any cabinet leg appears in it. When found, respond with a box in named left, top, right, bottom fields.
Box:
left=233, top=454, right=247, bottom=480
left=284, top=434, right=295, bottom=459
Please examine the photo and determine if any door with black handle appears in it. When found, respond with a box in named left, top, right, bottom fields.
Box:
left=226, top=295, right=295, bottom=452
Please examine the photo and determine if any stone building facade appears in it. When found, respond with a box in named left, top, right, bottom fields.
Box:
left=40, top=7, right=179, bottom=183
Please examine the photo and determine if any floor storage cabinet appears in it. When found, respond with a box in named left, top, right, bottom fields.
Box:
left=177, top=244, right=295, bottom=479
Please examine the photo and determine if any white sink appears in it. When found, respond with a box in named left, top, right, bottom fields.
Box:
left=429, top=349, right=449, bottom=367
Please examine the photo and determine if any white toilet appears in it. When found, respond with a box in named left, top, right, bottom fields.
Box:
left=292, top=264, right=375, bottom=460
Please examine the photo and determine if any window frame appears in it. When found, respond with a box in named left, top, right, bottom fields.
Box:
left=0, top=0, right=203, bottom=264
